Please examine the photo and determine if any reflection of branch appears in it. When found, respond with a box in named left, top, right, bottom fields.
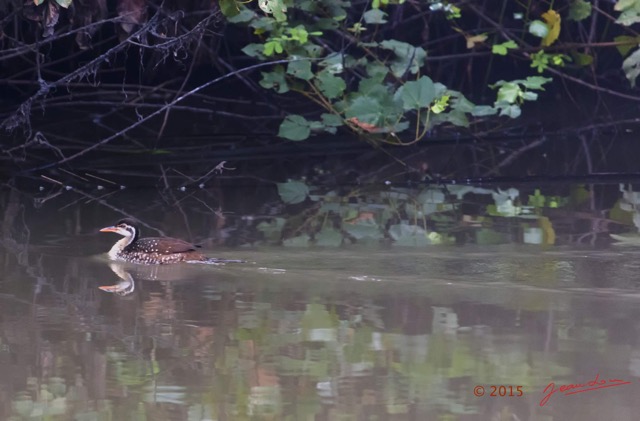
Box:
left=39, top=178, right=166, bottom=236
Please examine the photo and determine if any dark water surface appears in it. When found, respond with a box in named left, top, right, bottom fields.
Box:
left=2, top=186, right=640, bottom=421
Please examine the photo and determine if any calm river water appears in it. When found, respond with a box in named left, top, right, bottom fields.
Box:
left=1, top=185, right=640, bottom=421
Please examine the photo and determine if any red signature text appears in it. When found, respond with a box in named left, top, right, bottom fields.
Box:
left=539, top=374, right=632, bottom=407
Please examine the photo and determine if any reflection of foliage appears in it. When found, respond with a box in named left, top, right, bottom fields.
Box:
left=256, top=180, right=580, bottom=247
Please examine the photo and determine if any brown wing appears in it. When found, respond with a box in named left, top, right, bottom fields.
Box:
left=128, top=237, right=198, bottom=255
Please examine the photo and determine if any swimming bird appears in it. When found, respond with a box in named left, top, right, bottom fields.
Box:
left=99, top=218, right=242, bottom=265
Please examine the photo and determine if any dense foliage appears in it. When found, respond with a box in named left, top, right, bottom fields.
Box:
left=2, top=0, right=640, bottom=177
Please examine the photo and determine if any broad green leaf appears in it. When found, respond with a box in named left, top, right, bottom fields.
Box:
left=614, top=35, right=640, bottom=57
left=365, top=61, right=390, bottom=78
left=521, top=91, right=538, bottom=101
left=541, top=10, right=561, bottom=47
left=241, top=43, right=266, bottom=58
left=571, top=51, right=593, bottom=67
left=345, top=96, right=382, bottom=124
left=568, top=0, right=592, bottom=21
left=496, top=82, right=521, bottom=103
left=277, top=180, right=309, bottom=204
left=429, top=110, right=469, bottom=128
left=358, top=73, right=386, bottom=95
left=220, top=0, right=242, bottom=18
left=397, top=76, right=436, bottom=110
left=378, top=40, right=427, bottom=77
left=287, top=59, right=313, bottom=80
left=492, top=40, right=517, bottom=56
left=623, top=48, right=640, bottom=87
left=615, top=0, right=640, bottom=25
left=498, top=104, right=521, bottom=118
left=250, top=16, right=275, bottom=32
left=260, top=66, right=289, bottom=93
left=258, top=0, right=287, bottom=22
left=320, top=52, right=345, bottom=74
left=521, top=76, right=552, bottom=90
left=314, top=70, right=346, bottom=99
left=55, top=0, right=73, bottom=7
left=263, top=41, right=283, bottom=56
left=321, top=113, right=343, bottom=127
left=528, top=20, right=549, bottom=38
left=390, top=121, right=410, bottom=133
left=364, top=9, right=388, bottom=24
left=278, top=115, right=311, bottom=140
left=471, top=105, right=498, bottom=116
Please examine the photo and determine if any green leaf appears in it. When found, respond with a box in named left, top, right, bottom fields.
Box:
left=277, top=180, right=310, bottom=204
left=397, top=76, right=436, bottom=110
left=55, top=0, right=73, bottom=7
left=220, top=0, right=243, bottom=18
left=345, top=96, right=382, bottom=124
left=491, top=40, right=518, bottom=56
left=278, top=115, right=311, bottom=140
left=319, top=53, right=346, bottom=74
left=431, top=95, right=450, bottom=114
left=429, top=110, right=469, bottom=128
left=498, top=104, right=521, bottom=118
left=364, top=9, right=388, bottom=24
left=287, top=59, right=314, bottom=80
left=258, top=0, right=287, bottom=22
left=377, top=40, right=427, bottom=77
left=623, top=48, right=640, bottom=87
left=321, top=113, right=343, bottom=127
left=616, top=0, right=640, bottom=25
left=571, top=51, right=593, bottom=67
left=568, top=0, right=592, bottom=21
left=614, top=35, right=640, bottom=57
left=471, top=105, right=498, bottom=117
left=528, top=20, right=549, bottom=38
left=521, top=76, right=552, bottom=90
left=496, top=82, right=521, bottom=104
left=260, top=66, right=289, bottom=93
left=451, top=95, right=475, bottom=113
left=314, top=70, right=346, bottom=99
left=241, top=43, right=266, bottom=58
left=264, top=40, right=283, bottom=56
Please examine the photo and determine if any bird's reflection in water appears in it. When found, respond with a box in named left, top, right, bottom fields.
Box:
left=99, top=263, right=136, bottom=296
left=98, top=260, right=227, bottom=296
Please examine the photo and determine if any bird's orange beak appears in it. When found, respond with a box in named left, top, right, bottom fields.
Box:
left=99, top=226, right=118, bottom=233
